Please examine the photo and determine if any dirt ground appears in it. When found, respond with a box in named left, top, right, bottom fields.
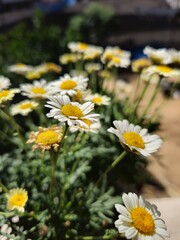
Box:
left=141, top=91, right=180, bottom=198
left=130, top=78, right=180, bottom=198
left=104, top=76, right=180, bottom=198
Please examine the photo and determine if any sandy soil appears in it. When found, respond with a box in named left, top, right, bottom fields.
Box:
left=142, top=93, right=180, bottom=198
left=104, top=76, right=180, bottom=198
left=131, top=79, right=180, bottom=198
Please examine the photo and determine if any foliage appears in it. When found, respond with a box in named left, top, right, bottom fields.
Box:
left=0, top=30, right=176, bottom=239
left=65, top=2, right=115, bottom=44
left=0, top=11, right=62, bottom=74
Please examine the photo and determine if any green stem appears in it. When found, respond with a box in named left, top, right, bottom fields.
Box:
left=139, top=77, right=161, bottom=121
left=132, top=73, right=141, bottom=102
left=49, top=150, right=58, bottom=198
left=96, top=151, right=127, bottom=185
left=35, top=102, right=46, bottom=126
left=0, top=108, right=25, bottom=147
left=78, top=235, right=118, bottom=240
left=133, top=77, right=150, bottom=114
left=0, top=180, right=8, bottom=193
left=49, top=124, right=69, bottom=198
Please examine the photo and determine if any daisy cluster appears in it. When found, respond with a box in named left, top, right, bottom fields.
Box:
left=0, top=41, right=174, bottom=240
left=131, top=46, right=180, bottom=85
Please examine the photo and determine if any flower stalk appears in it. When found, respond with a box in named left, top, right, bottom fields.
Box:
left=96, top=150, right=127, bottom=185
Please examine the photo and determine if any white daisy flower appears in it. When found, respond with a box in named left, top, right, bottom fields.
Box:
left=168, top=48, right=180, bottom=65
left=10, top=100, right=39, bottom=116
left=108, top=119, right=162, bottom=157
left=7, top=63, right=33, bottom=74
left=85, top=93, right=111, bottom=106
left=101, top=46, right=131, bottom=64
left=68, top=42, right=90, bottom=53
left=69, top=118, right=101, bottom=133
left=115, top=192, right=169, bottom=240
left=140, top=68, right=160, bottom=84
left=131, top=58, right=152, bottom=72
left=59, top=53, right=81, bottom=64
left=107, top=56, right=130, bottom=68
left=72, top=89, right=91, bottom=103
left=45, top=95, right=99, bottom=127
left=0, top=88, right=20, bottom=105
left=83, top=45, right=103, bottom=60
left=143, top=46, right=172, bottom=65
left=145, top=65, right=180, bottom=78
left=24, top=64, right=48, bottom=80
left=49, top=74, right=88, bottom=96
left=0, top=76, right=11, bottom=90
left=20, top=79, right=51, bottom=99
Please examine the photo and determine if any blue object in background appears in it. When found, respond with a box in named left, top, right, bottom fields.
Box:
left=36, top=0, right=76, bottom=13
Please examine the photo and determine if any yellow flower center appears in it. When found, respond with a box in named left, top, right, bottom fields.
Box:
left=83, top=119, right=92, bottom=127
left=0, top=90, right=10, bottom=98
left=93, top=97, right=103, bottom=104
left=61, top=104, right=83, bottom=118
left=156, top=65, right=172, bottom=73
left=105, top=53, right=113, bottom=61
left=36, top=130, right=59, bottom=145
left=16, top=63, right=26, bottom=67
left=131, top=207, right=155, bottom=235
left=26, top=72, right=41, bottom=80
left=152, top=56, right=162, bottom=63
left=123, top=132, right=145, bottom=149
left=75, top=90, right=83, bottom=101
left=79, top=43, right=89, bottom=50
left=112, top=56, right=121, bottom=64
left=60, top=80, right=77, bottom=90
left=9, top=193, right=27, bottom=207
left=31, top=87, right=46, bottom=95
left=20, top=103, right=33, bottom=109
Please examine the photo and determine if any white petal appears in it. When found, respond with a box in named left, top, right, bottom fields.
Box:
left=125, top=227, right=138, bottom=239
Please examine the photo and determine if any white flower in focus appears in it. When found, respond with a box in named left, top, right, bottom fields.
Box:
left=20, top=79, right=51, bottom=99
left=10, top=100, right=39, bottom=116
left=45, top=95, right=99, bottom=127
left=115, top=192, right=169, bottom=240
left=108, top=119, right=162, bottom=157
left=143, top=46, right=172, bottom=64
left=0, top=76, right=11, bottom=90
left=49, top=74, right=88, bottom=96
